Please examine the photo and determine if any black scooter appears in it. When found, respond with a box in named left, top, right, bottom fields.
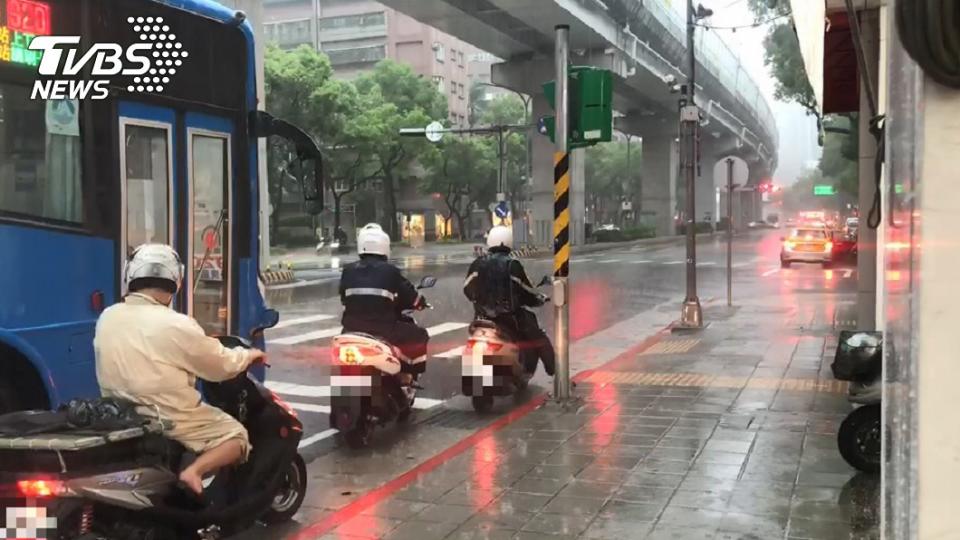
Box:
left=0, top=319, right=307, bottom=539
left=832, top=331, right=882, bottom=473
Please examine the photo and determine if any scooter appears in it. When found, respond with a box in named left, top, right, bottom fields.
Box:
left=832, top=331, right=882, bottom=473
left=0, top=322, right=307, bottom=540
left=461, top=276, right=551, bottom=413
left=329, top=276, right=437, bottom=449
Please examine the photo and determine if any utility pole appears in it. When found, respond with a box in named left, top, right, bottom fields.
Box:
left=726, top=158, right=734, bottom=307
left=553, top=25, right=571, bottom=402
left=678, top=1, right=711, bottom=329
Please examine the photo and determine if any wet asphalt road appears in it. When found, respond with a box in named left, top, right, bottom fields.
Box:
left=259, top=231, right=859, bottom=454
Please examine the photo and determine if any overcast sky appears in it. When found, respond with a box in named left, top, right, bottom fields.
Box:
left=677, top=0, right=822, bottom=185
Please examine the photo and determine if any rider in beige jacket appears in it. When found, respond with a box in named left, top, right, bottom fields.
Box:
left=94, top=244, right=264, bottom=495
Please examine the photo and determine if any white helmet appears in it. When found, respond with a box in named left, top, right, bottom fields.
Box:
left=357, top=223, right=391, bottom=257
left=124, top=243, right=184, bottom=293
left=486, top=225, right=513, bottom=250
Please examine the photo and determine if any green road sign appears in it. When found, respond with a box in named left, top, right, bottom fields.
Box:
left=541, top=66, right=613, bottom=148
left=813, top=185, right=835, bottom=196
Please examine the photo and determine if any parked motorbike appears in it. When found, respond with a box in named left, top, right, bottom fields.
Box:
left=832, top=331, right=882, bottom=473
left=461, top=276, right=551, bottom=413
left=329, top=276, right=437, bottom=449
left=0, top=319, right=308, bottom=540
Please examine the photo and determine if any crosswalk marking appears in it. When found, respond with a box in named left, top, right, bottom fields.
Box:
left=269, top=326, right=343, bottom=345
left=663, top=261, right=684, bottom=265
left=272, top=314, right=335, bottom=329
left=266, top=381, right=331, bottom=398
left=427, top=322, right=469, bottom=336
left=698, top=262, right=717, bottom=266
left=299, top=429, right=338, bottom=449
left=629, top=260, right=653, bottom=264
left=286, top=396, right=444, bottom=416
left=762, top=268, right=780, bottom=277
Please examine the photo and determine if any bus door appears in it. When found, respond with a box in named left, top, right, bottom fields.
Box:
left=184, top=113, right=235, bottom=336
left=118, top=102, right=177, bottom=284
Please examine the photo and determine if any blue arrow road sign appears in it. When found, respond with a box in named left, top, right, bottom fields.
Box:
left=495, top=201, right=510, bottom=219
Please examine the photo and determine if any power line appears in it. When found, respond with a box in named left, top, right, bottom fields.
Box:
left=694, top=12, right=792, bottom=30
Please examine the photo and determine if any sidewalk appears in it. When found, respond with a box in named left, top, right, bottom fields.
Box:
left=288, top=292, right=878, bottom=539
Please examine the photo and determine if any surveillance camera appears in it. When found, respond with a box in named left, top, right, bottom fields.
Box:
left=663, top=74, right=677, bottom=85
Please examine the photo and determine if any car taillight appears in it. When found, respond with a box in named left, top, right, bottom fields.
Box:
left=784, top=240, right=796, bottom=250
left=825, top=241, right=834, bottom=252
left=17, top=479, right=63, bottom=498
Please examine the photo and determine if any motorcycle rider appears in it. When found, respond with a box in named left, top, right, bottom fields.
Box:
left=94, top=244, right=265, bottom=496
left=463, top=225, right=556, bottom=376
left=339, top=223, right=429, bottom=384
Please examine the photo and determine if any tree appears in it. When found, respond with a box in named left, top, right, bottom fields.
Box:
left=819, top=115, right=859, bottom=196
left=747, top=0, right=818, bottom=119
left=264, top=45, right=338, bottom=240
left=354, top=61, right=448, bottom=239
left=585, top=143, right=633, bottom=224
left=421, top=137, right=498, bottom=239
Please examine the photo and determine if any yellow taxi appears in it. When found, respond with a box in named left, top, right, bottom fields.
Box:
left=781, top=226, right=833, bottom=268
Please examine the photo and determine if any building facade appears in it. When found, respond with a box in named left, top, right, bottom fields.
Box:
left=262, top=0, right=480, bottom=127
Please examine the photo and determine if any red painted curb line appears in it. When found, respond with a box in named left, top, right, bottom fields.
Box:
left=287, top=327, right=670, bottom=539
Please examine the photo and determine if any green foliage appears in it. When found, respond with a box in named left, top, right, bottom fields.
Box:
left=820, top=115, right=859, bottom=196
left=585, top=141, right=639, bottom=224
left=747, top=0, right=818, bottom=118
left=420, top=137, right=498, bottom=239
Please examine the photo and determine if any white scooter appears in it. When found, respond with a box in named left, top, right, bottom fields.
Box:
left=461, top=276, right=551, bottom=413
left=329, top=276, right=436, bottom=448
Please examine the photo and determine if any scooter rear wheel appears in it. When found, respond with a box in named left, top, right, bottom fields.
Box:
left=343, top=422, right=372, bottom=449
left=472, top=395, right=494, bottom=414
left=838, top=403, right=881, bottom=473
left=262, top=454, right=308, bottom=523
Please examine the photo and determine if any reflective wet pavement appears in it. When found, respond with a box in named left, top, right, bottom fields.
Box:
left=240, top=240, right=879, bottom=539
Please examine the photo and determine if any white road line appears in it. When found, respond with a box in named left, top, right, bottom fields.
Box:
left=269, top=326, right=343, bottom=345
left=427, top=322, right=469, bottom=336
left=299, top=429, right=338, bottom=449
left=762, top=268, right=780, bottom=277
left=571, top=257, right=593, bottom=262
left=266, top=381, right=331, bottom=398
left=842, top=269, right=854, bottom=278
left=698, top=262, right=717, bottom=266
left=287, top=401, right=331, bottom=413
left=435, top=346, right=465, bottom=358
left=272, top=314, right=335, bottom=329
left=597, top=259, right=623, bottom=264
left=663, top=261, right=685, bottom=265
left=629, top=260, right=653, bottom=264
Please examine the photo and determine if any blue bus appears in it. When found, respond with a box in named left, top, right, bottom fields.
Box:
left=0, top=0, right=321, bottom=413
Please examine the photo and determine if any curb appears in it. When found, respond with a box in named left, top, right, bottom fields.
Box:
left=261, top=270, right=295, bottom=285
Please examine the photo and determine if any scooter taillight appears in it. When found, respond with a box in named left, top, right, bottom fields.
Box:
left=466, top=340, right=502, bottom=353
left=17, top=479, right=64, bottom=498
left=333, top=344, right=381, bottom=364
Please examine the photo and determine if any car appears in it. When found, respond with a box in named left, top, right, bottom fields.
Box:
left=831, top=229, right=858, bottom=262
left=781, top=227, right=833, bottom=268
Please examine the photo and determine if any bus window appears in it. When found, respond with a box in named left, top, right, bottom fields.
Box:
left=0, top=84, right=82, bottom=223
left=190, top=132, right=230, bottom=336
left=121, top=123, right=171, bottom=258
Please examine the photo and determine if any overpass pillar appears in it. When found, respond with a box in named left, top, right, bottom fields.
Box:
left=640, top=135, right=679, bottom=236
left=529, top=94, right=586, bottom=247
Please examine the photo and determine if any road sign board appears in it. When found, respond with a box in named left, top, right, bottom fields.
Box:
left=814, top=185, right=835, bottom=196
left=713, top=156, right=748, bottom=188
left=494, top=201, right=510, bottom=219
left=425, top=121, right=444, bottom=143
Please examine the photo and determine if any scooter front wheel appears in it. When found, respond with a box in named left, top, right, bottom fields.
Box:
left=837, top=403, right=881, bottom=473
left=261, top=454, right=308, bottom=524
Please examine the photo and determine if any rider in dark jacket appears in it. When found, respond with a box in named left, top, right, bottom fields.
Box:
left=463, top=226, right=555, bottom=376
left=339, top=224, right=429, bottom=377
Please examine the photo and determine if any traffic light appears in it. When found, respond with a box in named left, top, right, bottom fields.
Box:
left=540, top=66, right=613, bottom=148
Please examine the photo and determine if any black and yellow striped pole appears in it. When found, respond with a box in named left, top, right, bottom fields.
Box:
left=552, top=24, right=572, bottom=402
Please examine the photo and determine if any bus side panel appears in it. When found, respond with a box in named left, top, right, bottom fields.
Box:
left=0, top=223, right=115, bottom=405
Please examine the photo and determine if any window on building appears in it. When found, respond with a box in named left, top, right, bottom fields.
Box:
left=270, top=19, right=312, bottom=48
left=458, top=51, right=465, bottom=66
left=434, top=42, right=445, bottom=62
left=0, top=84, right=83, bottom=223
left=458, top=114, right=465, bottom=125
left=449, top=47, right=457, bottom=62
left=458, top=83, right=465, bottom=99
left=433, top=76, right=445, bottom=93
left=451, top=84, right=457, bottom=97
left=318, top=12, right=386, bottom=31
left=324, top=45, right=387, bottom=65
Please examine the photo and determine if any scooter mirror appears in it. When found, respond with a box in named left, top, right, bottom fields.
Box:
left=418, top=276, right=438, bottom=289
left=250, top=309, right=280, bottom=337
left=537, top=275, right=551, bottom=287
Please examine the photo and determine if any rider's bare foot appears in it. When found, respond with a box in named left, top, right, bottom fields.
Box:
left=179, top=469, right=204, bottom=496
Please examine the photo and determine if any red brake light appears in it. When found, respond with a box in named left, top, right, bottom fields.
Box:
left=466, top=340, right=502, bottom=353
left=17, top=479, right=63, bottom=498
left=825, top=241, right=834, bottom=252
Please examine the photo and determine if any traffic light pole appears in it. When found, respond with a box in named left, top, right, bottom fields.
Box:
left=553, top=24, right=572, bottom=403
left=679, top=0, right=703, bottom=329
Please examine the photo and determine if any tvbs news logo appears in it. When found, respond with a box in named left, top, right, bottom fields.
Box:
left=29, top=16, right=188, bottom=100
left=1, top=506, right=56, bottom=539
